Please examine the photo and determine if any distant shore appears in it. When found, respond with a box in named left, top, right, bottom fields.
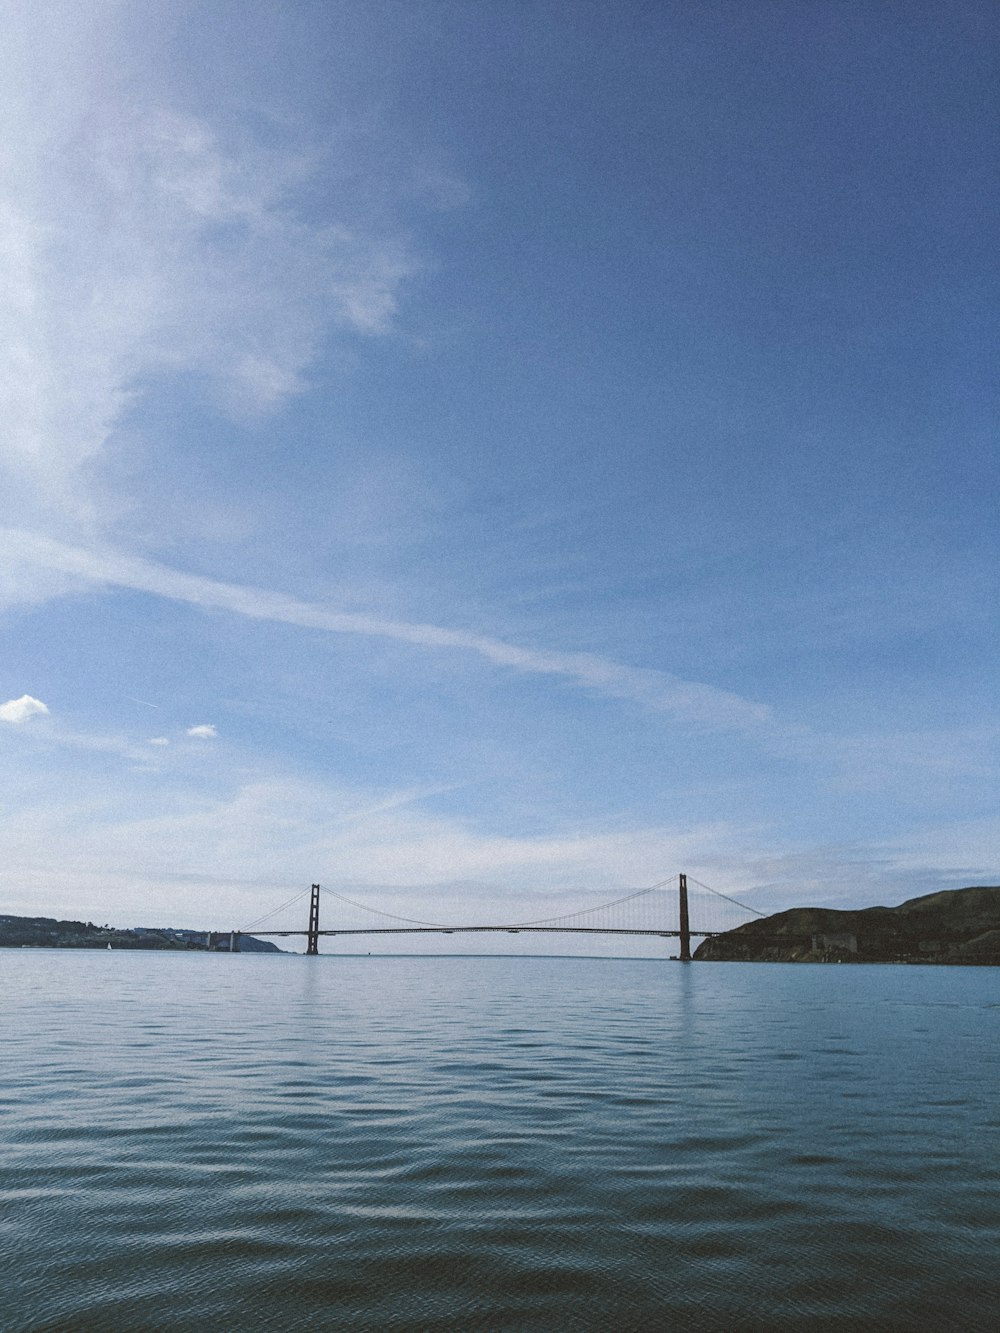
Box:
left=0, top=913, right=282, bottom=953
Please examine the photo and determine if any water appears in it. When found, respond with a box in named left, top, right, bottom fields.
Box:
left=2, top=952, right=999, bottom=1331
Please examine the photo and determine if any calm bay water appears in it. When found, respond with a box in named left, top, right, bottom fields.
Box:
left=2, top=952, right=999, bottom=1331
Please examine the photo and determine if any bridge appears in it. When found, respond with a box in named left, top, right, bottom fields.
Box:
left=230, top=874, right=763, bottom=959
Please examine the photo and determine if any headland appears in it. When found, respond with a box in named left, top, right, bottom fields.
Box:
left=695, top=885, right=1000, bottom=964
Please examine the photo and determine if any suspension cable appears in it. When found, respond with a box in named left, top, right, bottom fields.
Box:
left=240, top=885, right=312, bottom=932
left=686, top=876, right=766, bottom=917
left=318, top=885, right=454, bottom=928
left=317, top=876, right=680, bottom=930
left=508, top=876, right=678, bottom=926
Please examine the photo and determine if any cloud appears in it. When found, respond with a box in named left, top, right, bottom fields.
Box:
left=0, top=529, right=772, bottom=731
left=5, top=718, right=166, bottom=764
left=725, top=828, right=1000, bottom=913
left=0, top=767, right=753, bottom=932
left=186, top=724, right=217, bottom=739
left=0, top=9, right=420, bottom=527
left=148, top=736, right=170, bottom=746
left=2, top=762, right=988, bottom=937
left=0, top=694, right=50, bottom=724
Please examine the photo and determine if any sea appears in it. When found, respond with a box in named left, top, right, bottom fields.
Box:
left=2, top=950, right=999, bottom=1331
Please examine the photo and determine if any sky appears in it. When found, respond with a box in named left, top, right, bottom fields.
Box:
left=1, top=0, right=997, bottom=952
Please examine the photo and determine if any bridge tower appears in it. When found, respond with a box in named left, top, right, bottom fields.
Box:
left=678, top=872, right=691, bottom=962
left=306, top=883, right=321, bottom=955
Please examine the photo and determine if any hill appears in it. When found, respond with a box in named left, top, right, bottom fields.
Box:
left=0, top=914, right=284, bottom=953
left=694, top=886, right=1000, bottom=965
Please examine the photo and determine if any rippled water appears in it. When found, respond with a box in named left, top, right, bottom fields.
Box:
left=3, top=952, right=1000, bottom=1330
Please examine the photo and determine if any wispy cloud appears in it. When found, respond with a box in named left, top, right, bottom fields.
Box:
left=0, top=768, right=750, bottom=926
left=5, top=719, right=167, bottom=766
left=0, top=529, right=772, bottom=730
left=0, top=7, right=419, bottom=529
left=727, top=829, right=1000, bottom=913
left=186, top=724, right=217, bottom=739
left=2, top=760, right=988, bottom=930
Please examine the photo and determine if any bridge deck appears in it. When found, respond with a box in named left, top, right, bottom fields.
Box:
left=247, top=926, right=721, bottom=938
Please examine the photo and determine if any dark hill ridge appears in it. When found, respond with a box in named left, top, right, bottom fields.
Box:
left=0, top=914, right=283, bottom=953
left=694, top=886, right=1000, bottom=964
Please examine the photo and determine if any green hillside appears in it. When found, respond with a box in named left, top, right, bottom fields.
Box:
left=0, top=914, right=283, bottom=953
left=694, top=886, right=1000, bottom=964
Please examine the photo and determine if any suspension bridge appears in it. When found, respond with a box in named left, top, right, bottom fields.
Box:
left=228, top=874, right=763, bottom=959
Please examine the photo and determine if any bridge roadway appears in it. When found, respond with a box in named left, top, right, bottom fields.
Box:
left=248, top=926, right=722, bottom=939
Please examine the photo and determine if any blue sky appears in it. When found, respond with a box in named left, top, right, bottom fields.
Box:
left=1, top=1, right=997, bottom=949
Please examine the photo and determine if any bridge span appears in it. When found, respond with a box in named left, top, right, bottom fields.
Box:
left=234, top=874, right=762, bottom=960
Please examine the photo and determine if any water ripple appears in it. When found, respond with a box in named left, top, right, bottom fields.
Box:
left=3, top=953, right=1000, bottom=1330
